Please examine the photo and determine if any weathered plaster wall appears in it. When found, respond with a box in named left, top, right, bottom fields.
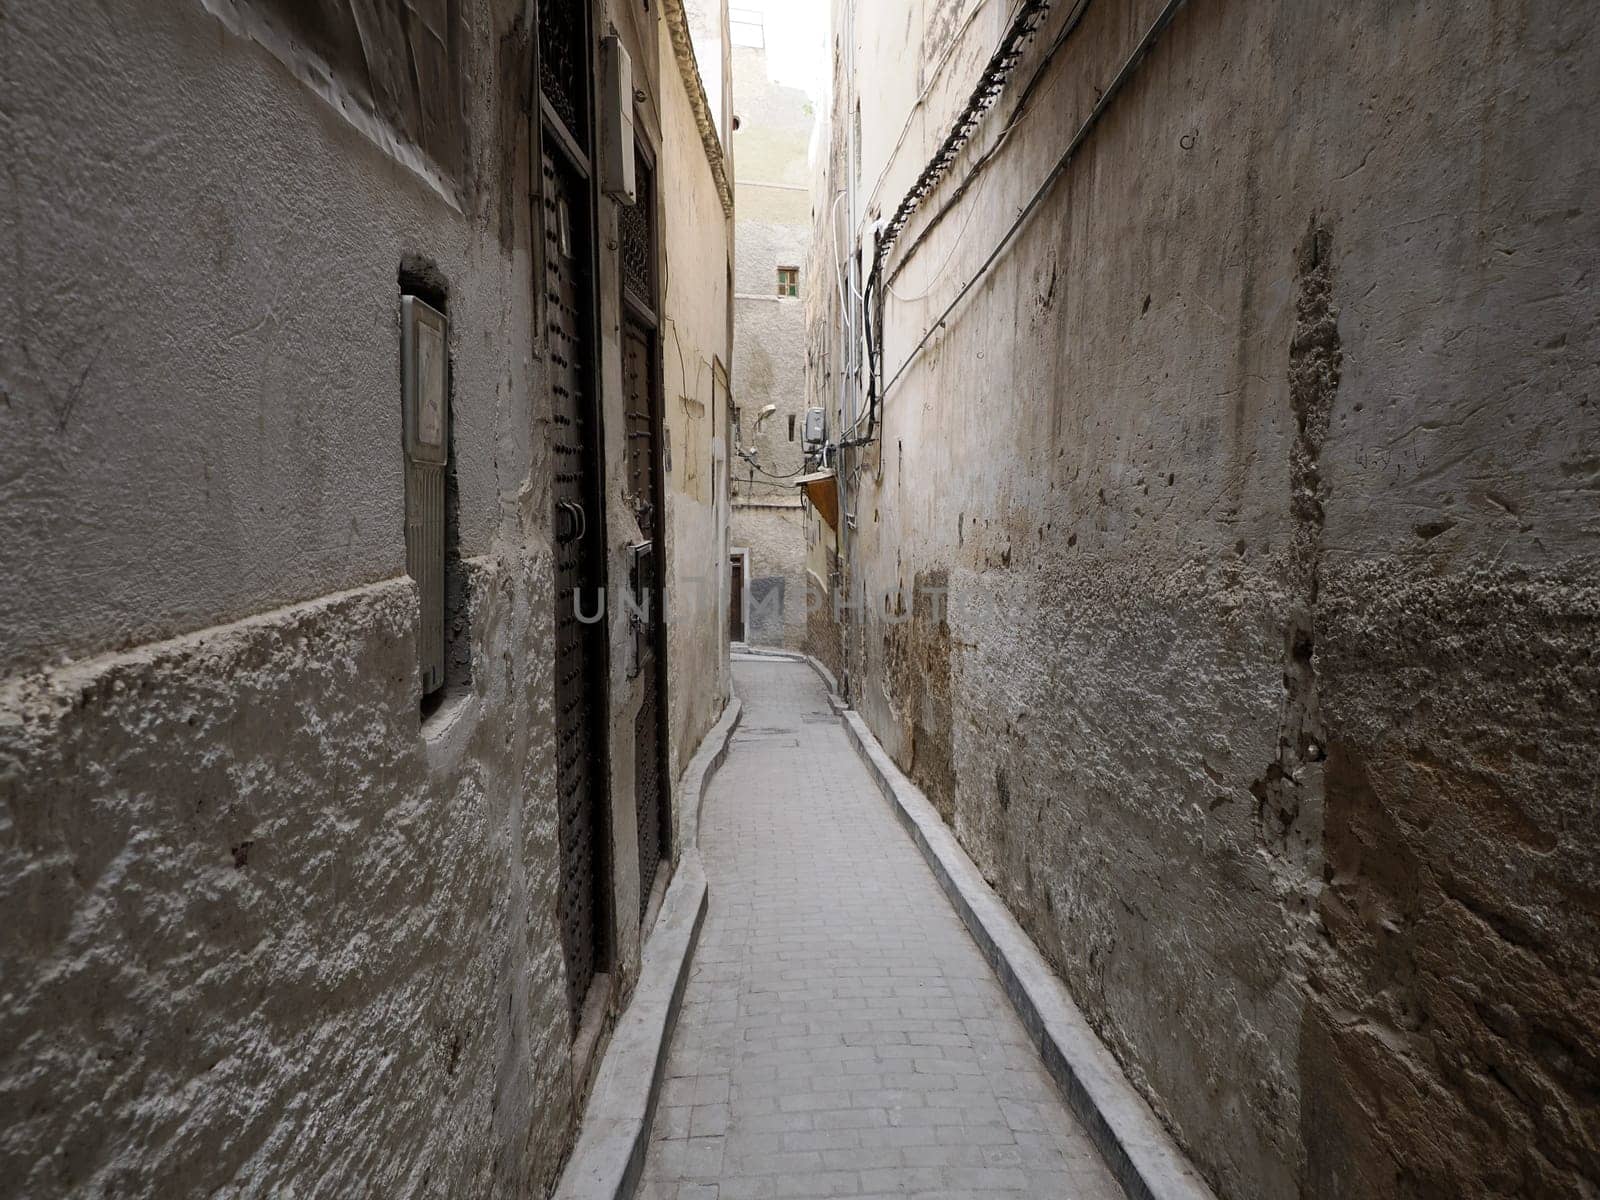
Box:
left=814, top=1, right=1600, bottom=1197
left=0, top=571, right=574, bottom=1197
left=0, top=0, right=521, bottom=677
left=801, top=29, right=850, bottom=680
left=801, top=502, right=844, bottom=679
left=0, top=0, right=732, bottom=1192
left=660, top=4, right=735, bottom=789
left=0, top=1, right=581, bottom=1192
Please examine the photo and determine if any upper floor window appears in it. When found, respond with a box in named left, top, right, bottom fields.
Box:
left=777, top=267, right=800, bottom=298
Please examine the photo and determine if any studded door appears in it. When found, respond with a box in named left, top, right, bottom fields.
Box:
left=625, top=321, right=667, bottom=915
left=621, top=149, right=669, bottom=917
left=545, top=142, right=608, bottom=1031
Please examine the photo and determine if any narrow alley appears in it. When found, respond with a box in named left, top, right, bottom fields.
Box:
left=4, top=1, right=1597, bottom=1198
left=639, top=658, right=1121, bottom=1198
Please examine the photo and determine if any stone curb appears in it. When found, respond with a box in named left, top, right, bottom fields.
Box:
left=553, top=696, right=743, bottom=1200
left=837, top=706, right=1219, bottom=1200
left=677, top=696, right=744, bottom=855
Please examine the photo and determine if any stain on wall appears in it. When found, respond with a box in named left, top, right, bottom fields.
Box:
left=1302, top=563, right=1600, bottom=1199
left=881, top=567, right=955, bottom=822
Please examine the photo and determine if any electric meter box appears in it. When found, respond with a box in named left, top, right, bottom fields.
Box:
left=403, top=296, right=449, bottom=466
left=601, top=35, right=637, bottom=203
left=402, top=295, right=449, bottom=696
left=803, top=406, right=827, bottom=447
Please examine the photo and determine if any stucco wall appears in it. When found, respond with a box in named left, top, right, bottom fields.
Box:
left=812, top=1, right=1600, bottom=1197
left=660, top=4, right=736, bottom=788
left=0, top=2, right=579, bottom=1193
left=0, top=0, right=732, bottom=1193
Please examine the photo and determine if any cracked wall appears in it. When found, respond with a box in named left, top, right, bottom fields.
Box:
left=812, top=0, right=1600, bottom=1196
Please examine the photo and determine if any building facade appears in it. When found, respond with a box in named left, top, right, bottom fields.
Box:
left=806, top=1, right=1600, bottom=1198
left=729, top=24, right=817, bottom=648
left=0, top=0, right=733, bottom=1194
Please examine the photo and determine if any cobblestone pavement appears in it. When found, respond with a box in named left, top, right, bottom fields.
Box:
left=638, top=658, right=1122, bottom=1199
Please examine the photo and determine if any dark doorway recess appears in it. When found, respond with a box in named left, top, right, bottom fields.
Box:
left=541, top=0, right=611, bottom=1036
left=622, top=145, right=672, bottom=918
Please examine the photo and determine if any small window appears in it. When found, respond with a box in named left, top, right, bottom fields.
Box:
left=777, top=266, right=800, bottom=298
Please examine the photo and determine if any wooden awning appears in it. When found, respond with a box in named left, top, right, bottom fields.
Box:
left=795, top=470, right=839, bottom=531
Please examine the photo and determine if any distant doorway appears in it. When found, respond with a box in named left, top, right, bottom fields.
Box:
left=730, top=551, right=748, bottom=642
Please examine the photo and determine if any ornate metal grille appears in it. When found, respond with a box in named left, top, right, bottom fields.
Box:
left=625, top=318, right=667, bottom=915
left=545, top=146, right=606, bottom=1031
left=623, top=324, right=655, bottom=525
left=619, top=150, right=653, bottom=305
left=539, top=0, right=589, bottom=143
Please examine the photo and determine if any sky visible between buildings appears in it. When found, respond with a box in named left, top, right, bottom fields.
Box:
left=731, top=0, right=829, bottom=106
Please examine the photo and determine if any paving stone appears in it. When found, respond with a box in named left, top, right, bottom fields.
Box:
left=638, top=660, right=1121, bottom=1199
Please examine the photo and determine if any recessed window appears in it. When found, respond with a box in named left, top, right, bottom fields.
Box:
left=777, top=266, right=800, bottom=298
left=399, top=263, right=471, bottom=722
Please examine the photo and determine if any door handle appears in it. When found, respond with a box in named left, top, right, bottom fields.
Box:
left=558, top=499, right=589, bottom=543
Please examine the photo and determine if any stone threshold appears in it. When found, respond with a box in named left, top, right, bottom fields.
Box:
left=831, top=688, right=1219, bottom=1200
left=552, top=695, right=744, bottom=1200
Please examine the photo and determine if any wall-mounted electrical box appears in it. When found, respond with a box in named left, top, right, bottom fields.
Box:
left=803, top=406, right=827, bottom=447
left=601, top=34, right=637, bottom=203
left=402, top=294, right=449, bottom=697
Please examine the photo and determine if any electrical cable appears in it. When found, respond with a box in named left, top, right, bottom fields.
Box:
left=886, top=0, right=1094, bottom=290
left=887, top=163, right=992, bottom=303
left=859, top=0, right=1005, bottom=218
left=739, top=458, right=814, bottom=481
left=876, top=0, right=1191, bottom=406
left=873, top=0, right=1053, bottom=267
left=838, top=0, right=1057, bottom=451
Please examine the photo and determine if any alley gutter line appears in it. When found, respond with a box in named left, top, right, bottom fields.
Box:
left=835, top=705, right=1220, bottom=1200
left=553, top=695, right=743, bottom=1200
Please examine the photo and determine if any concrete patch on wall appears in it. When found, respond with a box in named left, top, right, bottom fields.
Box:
left=1300, top=562, right=1600, bottom=1200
